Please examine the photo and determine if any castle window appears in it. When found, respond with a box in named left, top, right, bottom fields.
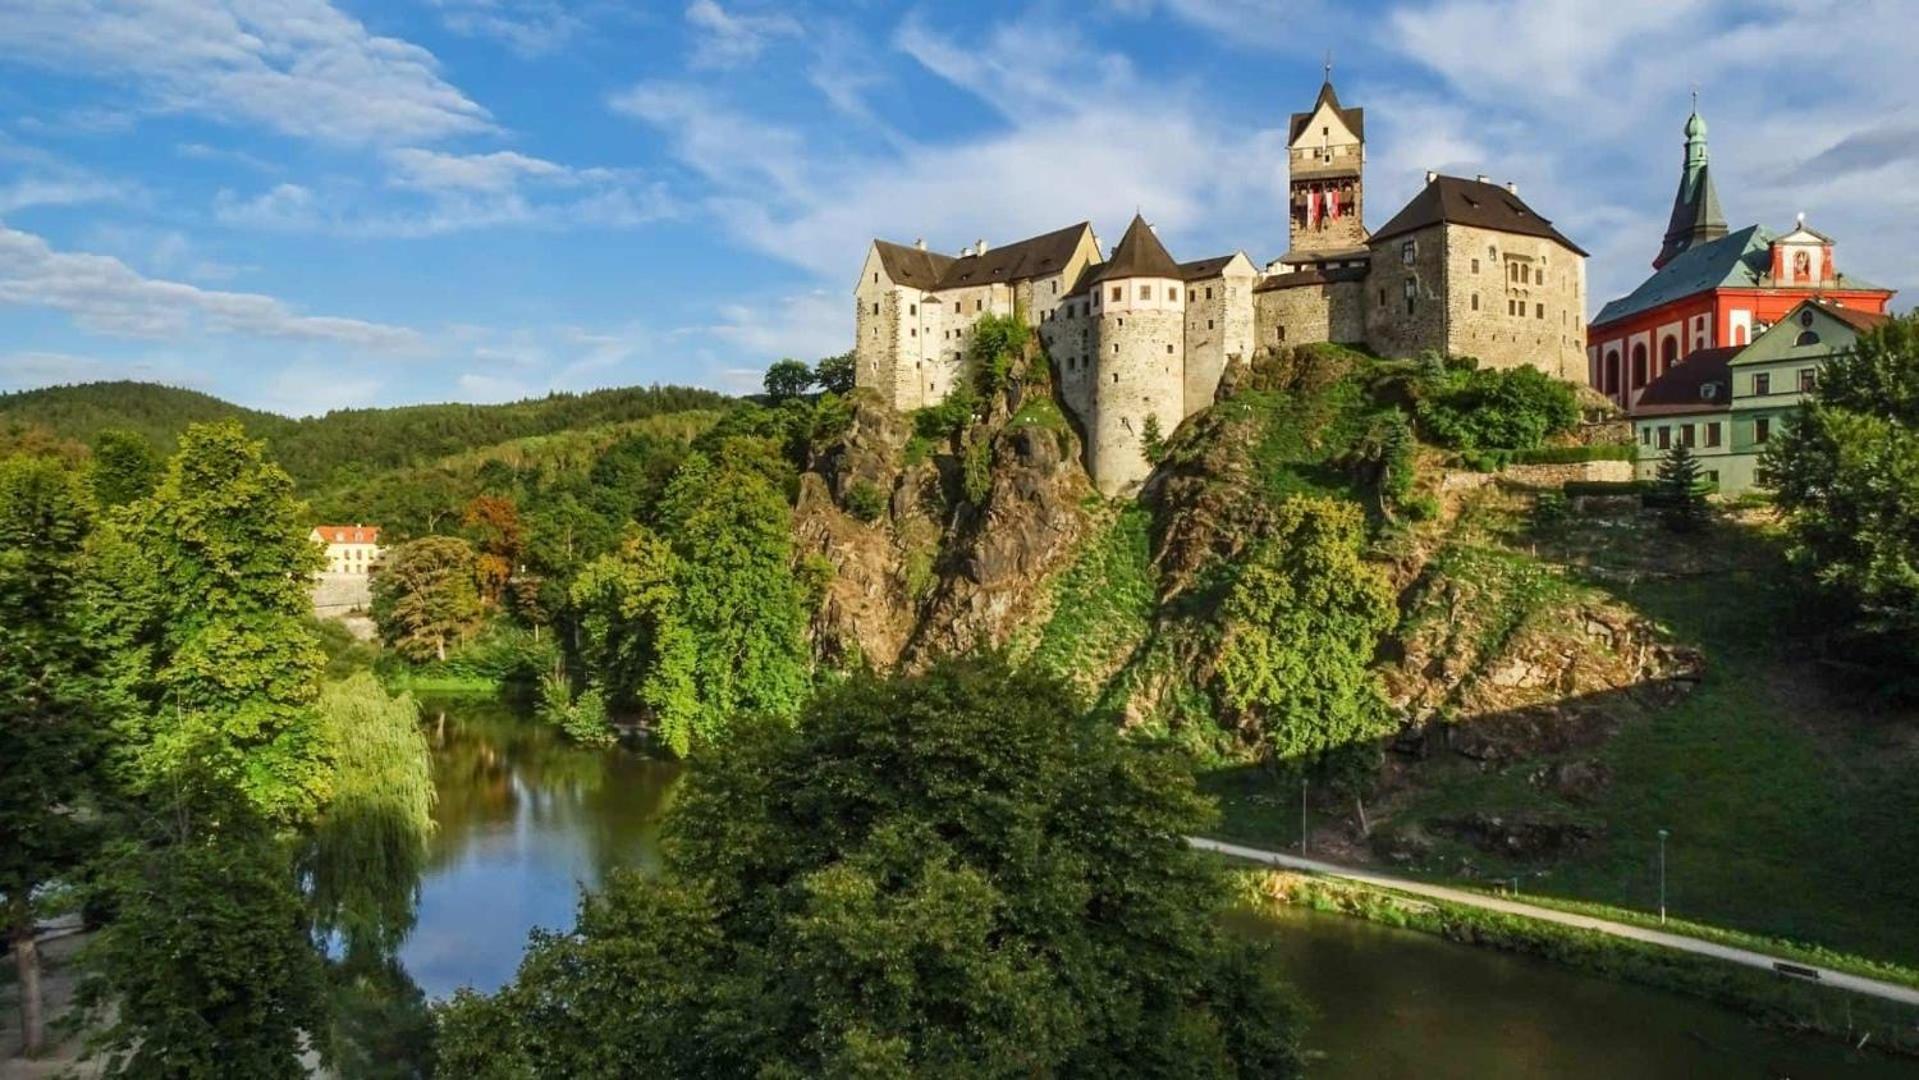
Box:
left=1113, top=373, right=1119, bottom=383
left=909, top=304, right=916, bottom=315
left=1755, top=417, right=1771, bottom=443
left=1631, top=343, right=1648, bottom=387
left=1471, top=293, right=1479, bottom=311
left=1207, top=319, right=1214, bottom=330
left=872, top=302, right=879, bottom=315
left=1189, top=290, right=1197, bottom=302
left=1052, top=281, right=1059, bottom=294
left=1378, top=289, right=1385, bottom=306
left=1534, top=267, right=1544, bottom=285
left=1536, top=303, right=1545, bottom=319
left=1754, top=373, right=1771, bottom=395
left=1403, top=278, right=1416, bottom=315
left=1205, top=287, right=1213, bottom=300
left=1111, top=287, right=1122, bottom=302
left=1641, top=427, right=1651, bottom=446
left=873, top=273, right=878, bottom=283
left=1471, top=258, right=1480, bottom=274
left=1680, top=424, right=1695, bottom=448
left=1707, top=422, right=1722, bottom=447
left=909, top=329, right=916, bottom=337
left=954, top=301, right=961, bottom=313
left=1401, top=240, right=1416, bottom=265
left=1660, top=336, right=1678, bottom=372
left=1140, top=285, right=1151, bottom=301
left=1658, top=426, right=1671, bottom=450
left=1276, top=326, right=1286, bottom=342
left=1114, top=344, right=1120, bottom=355
left=975, top=299, right=983, bottom=311
left=1799, top=368, right=1817, bottom=391
left=1167, top=344, right=1175, bottom=354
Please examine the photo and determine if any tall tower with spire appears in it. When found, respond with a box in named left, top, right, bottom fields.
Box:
left=1653, top=100, right=1729, bottom=269
left=1283, top=64, right=1367, bottom=267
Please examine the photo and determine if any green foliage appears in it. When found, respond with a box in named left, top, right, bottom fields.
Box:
left=89, top=428, right=161, bottom=508
left=0, top=455, right=106, bottom=1055
left=1765, top=313, right=1919, bottom=655
left=763, top=358, right=816, bottom=402
left=82, top=815, right=329, bottom=1078
left=843, top=479, right=887, bottom=523
left=1024, top=504, right=1156, bottom=691
left=1655, top=442, right=1710, bottom=533
left=968, top=312, right=1030, bottom=397
left=1415, top=364, right=1579, bottom=451
left=1400, top=493, right=1440, bottom=521
left=1513, top=443, right=1636, bottom=465
left=371, top=536, right=486, bottom=663
left=436, top=657, right=1306, bottom=1076
left=962, top=436, right=993, bottom=504
left=93, top=421, right=331, bottom=824
left=1351, top=409, right=1416, bottom=504
left=311, top=616, right=380, bottom=680
left=1141, top=412, right=1167, bottom=465
left=1530, top=491, right=1572, bottom=530
left=1214, top=497, right=1398, bottom=761
left=910, top=385, right=978, bottom=444
left=535, top=668, right=617, bottom=749
left=814, top=351, right=856, bottom=396
left=305, top=675, right=434, bottom=958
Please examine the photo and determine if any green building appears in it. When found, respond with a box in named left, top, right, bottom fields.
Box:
left=1633, top=299, right=1888, bottom=492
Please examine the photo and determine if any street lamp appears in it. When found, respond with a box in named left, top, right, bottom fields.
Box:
left=1657, top=828, right=1670, bottom=925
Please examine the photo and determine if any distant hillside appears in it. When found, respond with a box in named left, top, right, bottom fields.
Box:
left=0, top=380, right=734, bottom=489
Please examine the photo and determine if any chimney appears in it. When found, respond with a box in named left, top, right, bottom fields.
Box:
left=1475, top=173, right=1489, bottom=184
left=1424, top=170, right=1438, bottom=185
left=914, top=237, right=926, bottom=251
left=976, top=238, right=989, bottom=255
left=1506, top=180, right=1518, bottom=195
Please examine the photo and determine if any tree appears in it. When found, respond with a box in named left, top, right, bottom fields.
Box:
left=0, top=456, right=105, bottom=1057
left=1655, top=441, right=1709, bottom=533
left=1766, top=314, right=1919, bottom=653
left=968, top=312, right=1031, bottom=397
left=93, top=421, right=331, bottom=824
left=814, top=351, right=856, bottom=395
left=1141, top=413, right=1167, bottom=465
left=370, top=536, right=486, bottom=662
left=1414, top=363, right=1578, bottom=450
left=570, top=526, right=692, bottom=737
left=435, top=656, right=1305, bottom=1076
left=763, top=358, right=816, bottom=402
left=88, top=428, right=161, bottom=508
left=462, top=495, right=523, bottom=605
left=1214, top=497, right=1398, bottom=761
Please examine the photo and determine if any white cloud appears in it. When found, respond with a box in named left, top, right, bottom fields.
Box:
left=0, top=220, right=424, bottom=350
left=609, top=82, right=811, bottom=201
left=385, top=148, right=571, bottom=194
left=0, top=0, right=493, bottom=145
left=685, top=0, right=800, bottom=69
left=428, top=0, right=587, bottom=56
left=697, top=289, right=847, bottom=362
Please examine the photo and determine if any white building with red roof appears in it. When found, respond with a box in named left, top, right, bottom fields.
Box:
left=310, top=523, right=383, bottom=575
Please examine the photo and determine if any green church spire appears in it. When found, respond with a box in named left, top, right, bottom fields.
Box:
left=1656, top=97, right=1728, bottom=270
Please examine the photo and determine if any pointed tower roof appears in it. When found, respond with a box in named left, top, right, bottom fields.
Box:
left=1086, top=214, right=1182, bottom=284
left=1290, top=78, right=1365, bottom=143
left=1654, top=105, right=1728, bottom=269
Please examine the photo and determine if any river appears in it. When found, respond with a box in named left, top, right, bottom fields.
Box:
left=392, top=696, right=1917, bottom=1078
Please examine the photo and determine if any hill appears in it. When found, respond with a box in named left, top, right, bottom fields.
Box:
left=0, top=380, right=732, bottom=490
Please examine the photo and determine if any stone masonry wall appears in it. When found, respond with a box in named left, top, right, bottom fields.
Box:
left=1089, top=296, right=1184, bottom=495
left=1364, top=223, right=1450, bottom=360
left=1441, top=223, right=1588, bottom=381
left=1255, top=278, right=1367, bottom=353
left=1182, top=265, right=1256, bottom=419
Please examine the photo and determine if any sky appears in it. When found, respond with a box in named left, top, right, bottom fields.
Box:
left=0, top=0, right=1914, bottom=415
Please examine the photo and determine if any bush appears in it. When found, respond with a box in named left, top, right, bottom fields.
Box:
left=968, top=313, right=1030, bottom=397
left=1530, top=491, right=1571, bottom=529
left=963, top=438, right=993, bottom=505
left=1416, top=364, right=1579, bottom=451
left=910, top=387, right=977, bottom=443
left=843, top=480, right=887, bottom=523
left=1400, top=493, right=1440, bottom=521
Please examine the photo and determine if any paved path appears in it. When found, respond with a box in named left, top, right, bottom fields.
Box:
left=1191, top=836, right=1919, bottom=1009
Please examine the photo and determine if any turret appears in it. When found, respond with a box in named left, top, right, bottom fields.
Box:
left=1654, top=102, right=1729, bottom=269
left=1081, top=214, right=1186, bottom=495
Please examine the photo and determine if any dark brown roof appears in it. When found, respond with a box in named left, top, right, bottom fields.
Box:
left=1370, top=175, right=1587, bottom=256
left=1253, top=266, right=1368, bottom=292
left=1821, top=304, right=1891, bottom=334
left=1178, top=254, right=1245, bottom=281
left=1289, top=80, right=1364, bottom=144
left=1633, top=347, right=1737, bottom=416
left=1083, top=214, right=1183, bottom=285
left=872, top=241, right=954, bottom=290
left=873, top=222, right=1091, bottom=291
left=1276, top=245, right=1369, bottom=267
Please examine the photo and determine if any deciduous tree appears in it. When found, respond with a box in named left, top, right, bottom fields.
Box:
left=370, top=536, right=486, bottom=663
left=763, top=358, right=815, bottom=402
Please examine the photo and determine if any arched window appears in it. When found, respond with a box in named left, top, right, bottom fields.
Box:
left=1733, top=325, right=1749, bottom=346
left=1631, top=343, right=1649, bottom=388
left=1660, top=336, right=1678, bottom=374
left=1604, top=350, right=1621, bottom=395
left=1795, top=330, right=1821, bottom=347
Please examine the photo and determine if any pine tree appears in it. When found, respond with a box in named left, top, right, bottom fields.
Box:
left=1657, top=440, right=1709, bottom=533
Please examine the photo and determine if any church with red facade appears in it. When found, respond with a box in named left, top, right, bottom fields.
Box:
left=1586, top=107, right=1896, bottom=412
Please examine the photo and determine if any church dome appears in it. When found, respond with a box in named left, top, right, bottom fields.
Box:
left=1684, top=110, right=1707, bottom=138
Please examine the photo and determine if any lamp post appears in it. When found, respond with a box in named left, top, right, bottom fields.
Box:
left=1658, top=828, right=1670, bottom=925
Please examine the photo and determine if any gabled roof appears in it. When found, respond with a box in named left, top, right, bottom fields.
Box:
left=313, top=525, right=381, bottom=544
left=1822, top=304, right=1891, bottom=334
left=872, top=241, right=954, bottom=290
left=1290, top=80, right=1364, bottom=144
left=1369, top=175, right=1586, bottom=255
left=1178, top=253, right=1251, bottom=281
left=1083, top=214, right=1183, bottom=285
left=1731, top=299, right=1890, bottom=366
left=871, top=222, right=1092, bottom=291
left=1633, top=347, right=1737, bottom=416
left=1595, top=225, right=1773, bottom=327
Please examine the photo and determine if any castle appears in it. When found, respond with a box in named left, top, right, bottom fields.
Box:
left=853, top=76, right=1591, bottom=494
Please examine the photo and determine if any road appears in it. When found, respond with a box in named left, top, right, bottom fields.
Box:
left=1191, top=835, right=1919, bottom=1009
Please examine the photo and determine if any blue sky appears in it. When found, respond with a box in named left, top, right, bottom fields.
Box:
left=0, top=0, right=1913, bottom=414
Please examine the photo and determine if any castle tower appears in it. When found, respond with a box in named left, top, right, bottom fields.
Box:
left=1083, top=214, right=1186, bottom=495
left=1282, top=67, right=1367, bottom=268
left=1653, top=102, right=1728, bottom=269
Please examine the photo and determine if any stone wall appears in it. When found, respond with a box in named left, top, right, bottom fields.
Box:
left=1254, top=277, right=1366, bottom=352
left=1439, top=223, right=1588, bottom=381
left=1364, top=223, right=1449, bottom=359
left=1181, top=263, right=1255, bottom=419
left=1088, top=291, right=1185, bottom=495
left=853, top=249, right=905, bottom=408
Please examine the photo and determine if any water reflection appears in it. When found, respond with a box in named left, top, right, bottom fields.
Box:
left=404, top=696, right=679, bottom=996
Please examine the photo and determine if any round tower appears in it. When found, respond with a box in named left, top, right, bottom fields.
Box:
left=1086, top=214, right=1186, bottom=495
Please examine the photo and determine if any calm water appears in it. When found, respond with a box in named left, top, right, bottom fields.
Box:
left=394, top=696, right=1918, bottom=1077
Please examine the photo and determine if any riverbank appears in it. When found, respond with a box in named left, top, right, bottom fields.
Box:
left=1229, top=862, right=1919, bottom=1059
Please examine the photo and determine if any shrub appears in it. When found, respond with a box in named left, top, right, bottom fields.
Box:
left=911, top=386, right=977, bottom=443
left=968, top=313, right=1030, bottom=397
left=843, top=480, right=887, bottom=523
left=1400, top=493, right=1441, bottom=522
left=1416, top=364, right=1579, bottom=450
left=1512, top=443, right=1635, bottom=465
left=1530, top=491, right=1571, bottom=529
left=963, top=438, right=993, bottom=504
